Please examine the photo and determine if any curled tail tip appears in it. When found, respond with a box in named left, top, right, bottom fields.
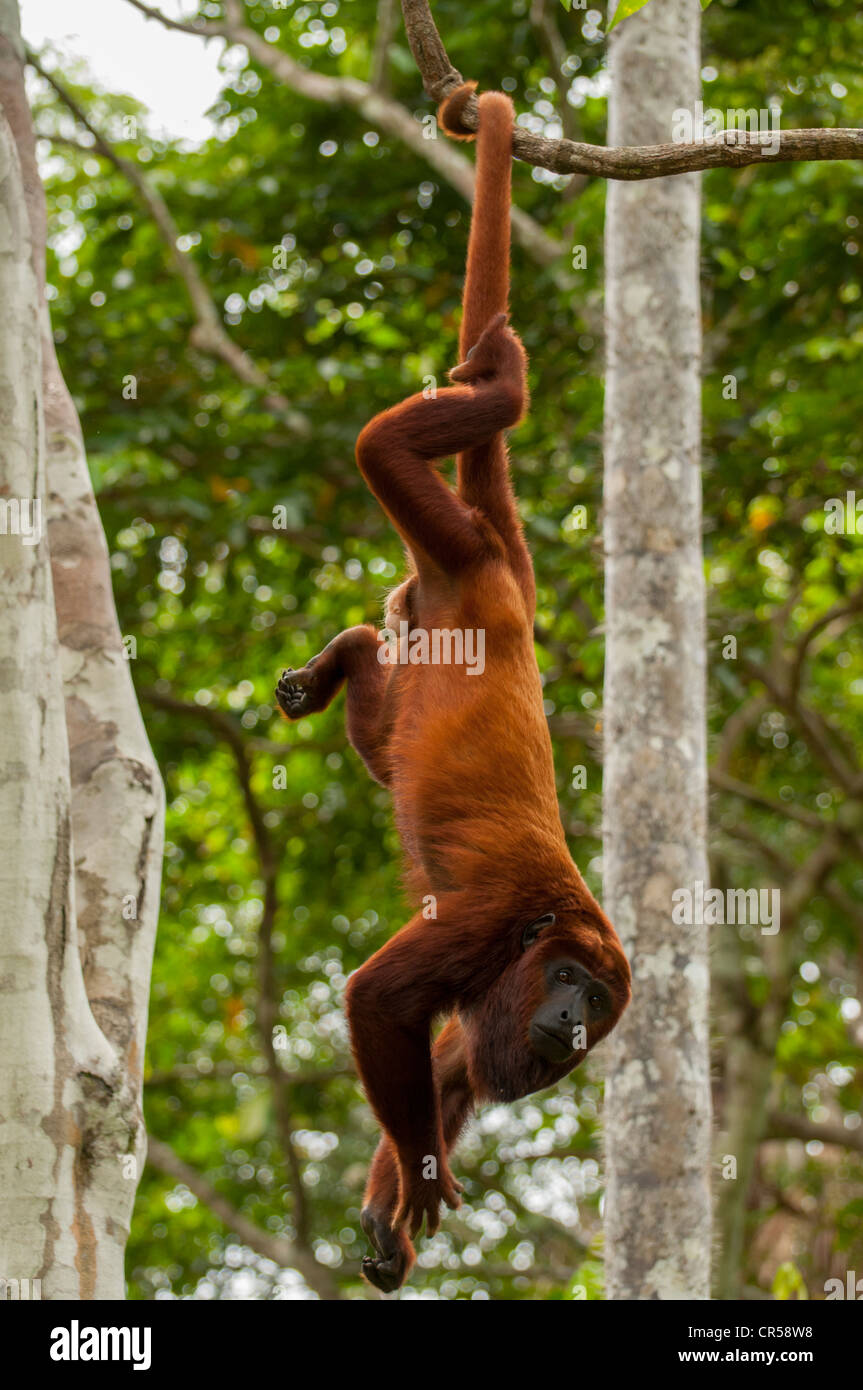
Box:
left=437, top=81, right=478, bottom=141
left=438, top=83, right=515, bottom=144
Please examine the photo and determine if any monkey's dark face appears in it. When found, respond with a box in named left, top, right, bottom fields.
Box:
left=460, top=908, right=631, bottom=1103
left=528, top=957, right=616, bottom=1064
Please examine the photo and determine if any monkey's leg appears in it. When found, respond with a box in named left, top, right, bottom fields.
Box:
left=457, top=434, right=536, bottom=615
left=276, top=625, right=392, bottom=784
left=360, top=1018, right=474, bottom=1293
left=355, top=319, right=525, bottom=574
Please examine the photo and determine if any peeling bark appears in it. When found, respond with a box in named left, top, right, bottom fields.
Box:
left=601, top=0, right=712, bottom=1300
left=0, top=0, right=164, bottom=1299
left=0, top=108, right=112, bottom=1300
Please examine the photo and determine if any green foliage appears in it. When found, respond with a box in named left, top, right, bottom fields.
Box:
left=35, top=0, right=863, bottom=1300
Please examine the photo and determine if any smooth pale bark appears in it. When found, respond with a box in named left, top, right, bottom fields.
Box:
left=0, top=1, right=164, bottom=1298
left=601, top=0, right=712, bottom=1299
left=0, top=111, right=109, bottom=1299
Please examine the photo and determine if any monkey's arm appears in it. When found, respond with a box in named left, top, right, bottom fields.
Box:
left=359, top=1018, right=474, bottom=1292
left=344, top=914, right=493, bottom=1239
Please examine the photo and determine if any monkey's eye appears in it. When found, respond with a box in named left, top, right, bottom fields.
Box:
left=556, top=969, right=572, bottom=985
left=589, top=994, right=604, bottom=1010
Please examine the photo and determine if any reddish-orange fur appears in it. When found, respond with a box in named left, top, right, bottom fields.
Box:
left=276, top=84, right=631, bottom=1292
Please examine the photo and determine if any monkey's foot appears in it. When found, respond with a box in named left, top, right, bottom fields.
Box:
left=360, top=1207, right=416, bottom=1294
left=275, top=664, right=321, bottom=719
left=449, top=312, right=525, bottom=388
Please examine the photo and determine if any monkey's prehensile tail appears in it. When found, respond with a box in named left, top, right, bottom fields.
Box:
left=438, top=82, right=514, bottom=360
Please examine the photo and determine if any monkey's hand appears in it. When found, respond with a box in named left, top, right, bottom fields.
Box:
left=275, top=665, right=318, bottom=719
left=394, top=1156, right=463, bottom=1239
left=449, top=311, right=527, bottom=387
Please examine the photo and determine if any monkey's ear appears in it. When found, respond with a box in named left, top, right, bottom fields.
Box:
left=521, top=913, right=556, bottom=950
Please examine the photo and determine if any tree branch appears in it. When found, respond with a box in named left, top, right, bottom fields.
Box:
left=711, top=766, right=863, bottom=865
left=400, top=0, right=862, bottom=177
left=145, top=1061, right=353, bottom=1087
left=123, top=0, right=224, bottom=36
left=120, top=0, right=563, bottom=266
left=743, top=653, right=863, bottom=799
left=29, top=54, right=310, bottom=435
left=370, top=0, right=399, bottom=95
left=528, top=0, right=578, bottom=144
left=126, top=0, right=863, bottom=179
left=766, top=1112, right=863, bottom=1156
left=721, top=822, right=844, bottom=940
left=713, top=693, right=768, bottom=776
left=711, top=767, right=830, bottom=834
left=146, top=1136, right=341, bottom=1298
left=787, top=585, right=863, bottom=703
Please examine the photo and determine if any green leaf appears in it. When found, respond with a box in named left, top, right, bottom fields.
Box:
left=607, top=0, right=654, bottom=31
left=772, top=1262, right=809, bottom=1301
left=607, top=0, right=708, bottom=28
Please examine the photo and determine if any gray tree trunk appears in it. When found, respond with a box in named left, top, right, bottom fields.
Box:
left=601, top=0, right=712, bottom=1299
left=0, top=1, right=164, bottom=1299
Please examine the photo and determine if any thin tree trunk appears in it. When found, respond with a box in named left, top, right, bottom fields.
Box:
left=0, top=0, right=164, bottom=1298
left=601, top=0, right=712, bottom=1299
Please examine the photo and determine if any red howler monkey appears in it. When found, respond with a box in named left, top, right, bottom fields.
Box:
left=276, top=83, right=631, bottom=1293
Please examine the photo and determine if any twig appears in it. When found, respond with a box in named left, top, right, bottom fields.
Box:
left=766, top=1112, right=863, bottom=1155
left=787, top=586, right=863, bottom=703
left=145, top=1061, right=353, bottom=1087
left=146, top=1136, right=341, bottom=1298
left=721, top=822, right=843, bottom=928
left=713, top=693, right=768, bottom=776
left=711, top=768, right=832, bottom=835
left=528, top=0, right=577, bottom=145
left=121, top=0, right=563, bottom=266
left=528, top=0, right=587, bottom=206
left=742, top=655, right=863, bottom=799
left=370, top=0, right=399, bottom=94
left=29, top=54, right=310, bottom=434
left=711, top=767, right=863, bottom=865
